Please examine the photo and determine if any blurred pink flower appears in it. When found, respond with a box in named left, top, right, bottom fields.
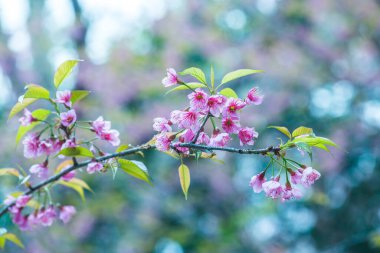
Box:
left=249, top=172, right=266, bottom=193
left=262, top=178, right=282, bottom=199
left=22, top=133, right=40, bottom=158
left=60, top=109, right=77, bottom=127
left=56, top=90, right=72, bottom=108
left=30, top=163, right=49, bottom=178
left=19, top=109, right=35, bottom=126
left=209, top=132, right=230, bottom=147
left=59, top=205, right=76, bottom=224
left=301, top=167, right=321, bottom=187
left=156, top=133, right=171, bottom=151
left=153, top=117, right=172, bottom=132
left=246, top=87, right=264, bottom=105
left=87, top=161, right=103, bottom=174
left=162, top=68, right=179, bottom=87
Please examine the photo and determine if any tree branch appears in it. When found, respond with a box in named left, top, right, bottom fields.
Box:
left=0, top=143, right=280, bottom=218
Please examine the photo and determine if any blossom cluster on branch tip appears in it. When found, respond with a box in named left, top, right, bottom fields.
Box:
left=250, top=166, right=321, bottom=201
left=4, top=195, right=76, bottom=230
left=155, top=68, right=263, bottom=154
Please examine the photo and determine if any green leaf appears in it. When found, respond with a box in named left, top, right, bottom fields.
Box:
left=118, top=159, right=151, bottom=184
left=268, top=126, right=292, bottom=139
left=58, top=147, right=94, bottom=158
left=0, top=168, right=19, bottom=178
left=292, top=126, right=313, bottom=138
left=178, top=164, right=190, bottom=200
left=16, top=109, right=51, bottom=144
left=71, top=90, right=90, bottom=105
left=218, top=69, right=263, bottom=88
left=293, top=136, right=337, bottom=147
left=8, top=98, right=38, bottom=120
left=165, top=82, right=206, bottom=94
left=219, top=88, right=238, bottom=98
left=116, top=144, right=130, bottom=153
left=210, top=65, right=215, bottom=90
left=179, top=67, right=207, bottom=84
left=54, top=59, right=81, bottom=88
left=59, top=180, right=86, bottom=202
left=24, top=84, right=50, bottom=99
left=0, top=237, right=5, bottom=249
left=3, top=233, right=24, bottom=248
left=313, top=143, right=330, bottom=152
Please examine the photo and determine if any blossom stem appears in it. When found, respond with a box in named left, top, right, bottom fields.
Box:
left=192, top=114, right=210, bottom=144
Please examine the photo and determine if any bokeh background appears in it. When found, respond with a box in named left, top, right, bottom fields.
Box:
left=0, top=0, right=379, bottom=252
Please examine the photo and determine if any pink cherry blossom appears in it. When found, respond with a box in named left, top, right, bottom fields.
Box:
left=207, top=95, right=226, bottom=117
left=179, top=129, right=195, bottom=143
left=100, top=129, right=120, bottom=146
left=87, top=161, right=103, bottom=174
left=27, top=212, right=39, bottom=228
left=249, top=172, right=266, bottom=193
left=15, top=195, right=32, bottom=208
left=38, top=206, right=57, bottom=227
left=222, top=98, right=246, bottom=119
left=37, top=140, right=52, bottom=156
left=178, top=110, right=200, bottom=130
left=92, top=116, right=111, bottom=135
left=62, top=138, right=77, bottom=149
left=170, top=110, right=183, bottom=124
left=196, top=132, right=210, bottom=145
left=209, top=132, right=231, bottom=147
left=262, top=178, right=283, bottom=199
left=246, top=87, right=264, bottom=105
left=156, top=133, right=172, bottom=151
left=153, top=117, right=172, bottom=132
left=59, top=205, right=76, bottom=224
left=162, top=68, right=179, bottom=87
left=13, top=212, right=29, bottom=231
left=188, top=88, right=208, bottom=111
left=19, top=109, right=35, bottom=126
left=60, top=109, right=77, bottom=127
left=238, top=127, right=258, bottom=146
left=301, top=167, right=321, bottom=187
left=282, top=183, right=303, bottom=201
left=30, top=163, right=49, bottom=178
left=222, top=118, right=241, bottom=134
left=62, top=171, right=76, bottom=181
left=56, top=90, right=72, bottom=108
left=22, top=133, right=40, bottom=158
left=289, top=168, right=303, bottom=185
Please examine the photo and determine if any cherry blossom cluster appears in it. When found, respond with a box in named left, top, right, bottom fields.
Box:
left=155, top=68, right=264, bottom=154
left=4, top=195, right=76, bottom=231
left=6, top=90, right=121, bottom=230
left=249, top=165, right=321, bottom=201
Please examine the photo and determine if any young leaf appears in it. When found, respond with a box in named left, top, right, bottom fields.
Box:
left=55, top=160, right=74, bottom=173
left=268, top=126, right=292, bottom=139
left=54, top=59, right=82, bottom=88
left=58, top=180, right=86, bottom=202
left=166, top=82, right=206, bottom=94
left=219, top=88, right=238, bottom=98
left=3, top=233, right=24, bottom=248
left=178, top=164, right=190, bottom=199
left=23, top=85, right=50, bottom=99
left=0, top=237, right=5, bottom=249
left=293, top=136, right=337, bottom=147
left=118, top=159, right=151, bottom=184
left=116, top=144, right=130, bottom=153
left=210, top=65, right=215, bottom=90
left=58, top=147, right=94, bottom=158
left=71, top=90, right=90, bottom=105
left=16, top=109, right=51, bottom=144
left=179, top=67, right=207, bottom=84
left=292, top=126, right=313, bottom=138
left=70, top=178, right=93, bottom=192
left=8, top=98, right=38, bottom=120
left=296, top=142, right=313, bottom=161
left=218, top=69, right=263, bottom=88
left=0, top=168, right=19, bottom=178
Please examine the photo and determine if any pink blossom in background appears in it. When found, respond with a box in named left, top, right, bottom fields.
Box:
left=207, top=95, right=226, bottom=117
left=245, top=87, right=264, bottom=105
left=170, top=110, right=183, bottom=124
left=289, top=168, right=303, bottom=185
left=153, top=117, right=172, bottom=132
left=30, top=163, right=49, bottom=178
left=162, top=68, right=179, bottom=87
left=19, top=109, right=35, bottom=126
left=56, top=90, right=72, bottom=108
left=238, top=127, right=258, bottom=146
left=100, top=129, right=120, bottom=146
left=156, top=133, right=171, bottom=151
left=188, top=88, right=209, bottom=111
left=38, top=206, right=57, bottom=227
left=59, top=205, right=76, bottom=224
left=209, top=132, right=231, bottom=147
left=60, top=110, right=77, bottom=127
left=301, top=167, right=321, bottom=187
left=262, top=178, right=283, bottom=199
left=92, top=116, right=111, bottom=135
left=249, top=172, right=266, bottom=193
left=87, top=161, right=103, bottom=174
left=22, top=133, right=40, bottom=158
left=222, top=117, right=241, bottom=134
